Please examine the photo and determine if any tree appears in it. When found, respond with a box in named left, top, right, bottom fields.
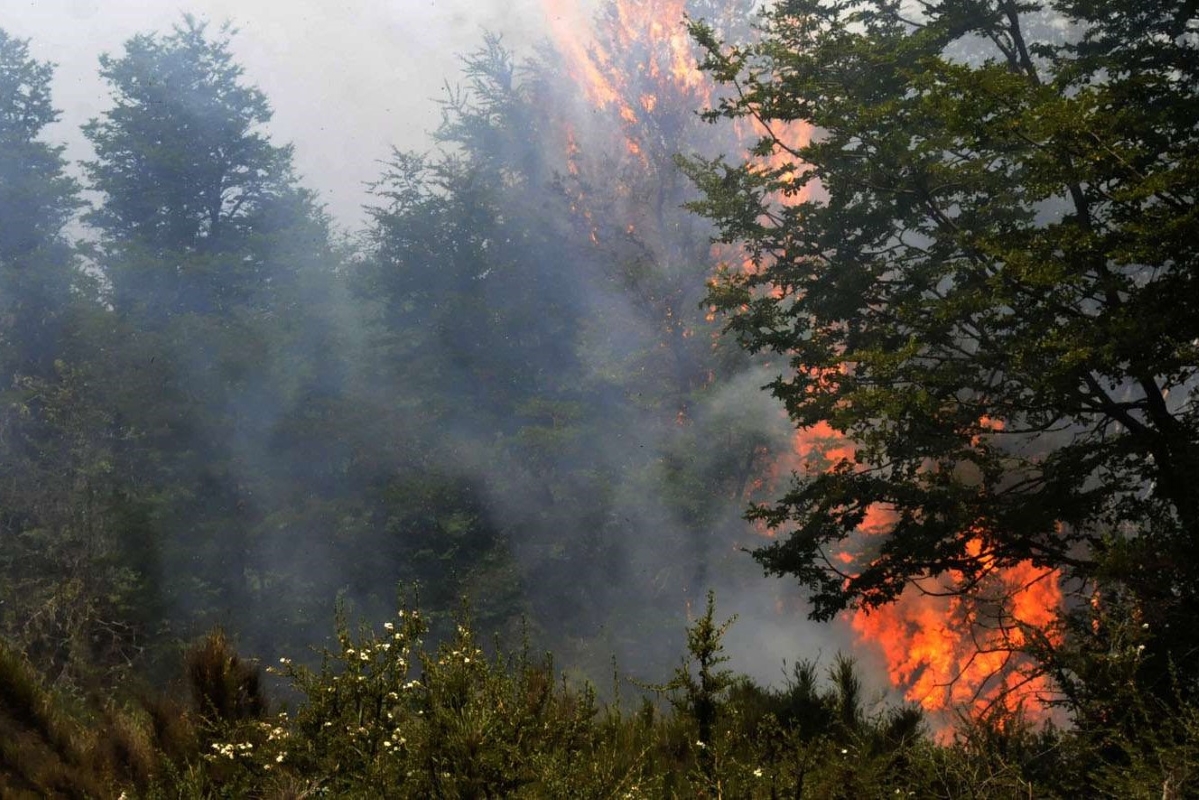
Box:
left=0, top=29, right=82, bottom=378
left=684, top=0, right=1199, bottom=692
left=82, top=16, right=352, bottom=655
left=84, top=14, right=295, bottom=317
left=355, top=38, right=587, bottom=636
left=0, top=31, right=160, bottom=681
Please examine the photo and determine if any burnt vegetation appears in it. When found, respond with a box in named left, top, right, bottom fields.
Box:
left=1, top=0, right=1198, bottom=795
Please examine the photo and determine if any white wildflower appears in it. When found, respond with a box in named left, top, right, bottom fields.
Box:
left=211, top=742, right=236, bottom=759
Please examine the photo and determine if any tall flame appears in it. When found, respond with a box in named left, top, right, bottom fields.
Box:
left=543, top=1, right=630, bottom=113
left=543, top=0, right=718, bottom=163
left=540, top=0, right=1061, bottom=723
left=543, top=0, right=707, bottom=112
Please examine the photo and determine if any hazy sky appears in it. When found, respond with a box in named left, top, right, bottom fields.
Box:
left=3, top=0, right=595, bottom=227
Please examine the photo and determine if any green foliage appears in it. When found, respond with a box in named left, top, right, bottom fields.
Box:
left=84, top=15, right=292, bottom=261
left=0, top=27, right=84, bottom=379
left=192, top=600, right=640, bottom=798
left=0, top=28, right=80, bottom=259
left=646, top=590, right=736, bottom=792
left=0, top=28, right=158, bottom=690
left=6, top=593, right=1199, bottom=797
left=155, top=596, right=934, bottom=797
left=64, top=15, right=371, bottom=664
left=0, top=360, right=159, bottom=685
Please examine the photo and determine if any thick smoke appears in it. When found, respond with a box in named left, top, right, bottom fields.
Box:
left=1, top=0, right=855, bottom=692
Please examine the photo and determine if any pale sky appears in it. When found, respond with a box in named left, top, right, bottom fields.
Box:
left=2, top=0, right=595, bottom=227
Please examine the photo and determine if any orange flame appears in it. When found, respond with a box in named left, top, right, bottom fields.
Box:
left=850, top=547, right=1061, bottom=723
left=542, top=0, right=626, bottom=110
left=542, top=0, right=712, bottom=163
left=792, top=419, right=1063, bottom=723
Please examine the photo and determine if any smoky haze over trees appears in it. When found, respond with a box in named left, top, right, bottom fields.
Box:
left=0, top=8, right=812, bottom=686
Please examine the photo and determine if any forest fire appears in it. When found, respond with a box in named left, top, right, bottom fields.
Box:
left=848, top=533, right=1063, bottom=722
left=541, top=0, right=1064, bottom=724
left=786, top=417, right=1064, bottom=720
left=543, top=0, right=707, bottom=113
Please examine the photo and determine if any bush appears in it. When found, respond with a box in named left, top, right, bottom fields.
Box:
left=7, top=591, right=1199, bottom=798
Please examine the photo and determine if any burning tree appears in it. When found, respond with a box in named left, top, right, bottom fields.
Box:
left=684, top=0, right=1199, bottom=720
left=357, top=4, right=805, bottom=675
